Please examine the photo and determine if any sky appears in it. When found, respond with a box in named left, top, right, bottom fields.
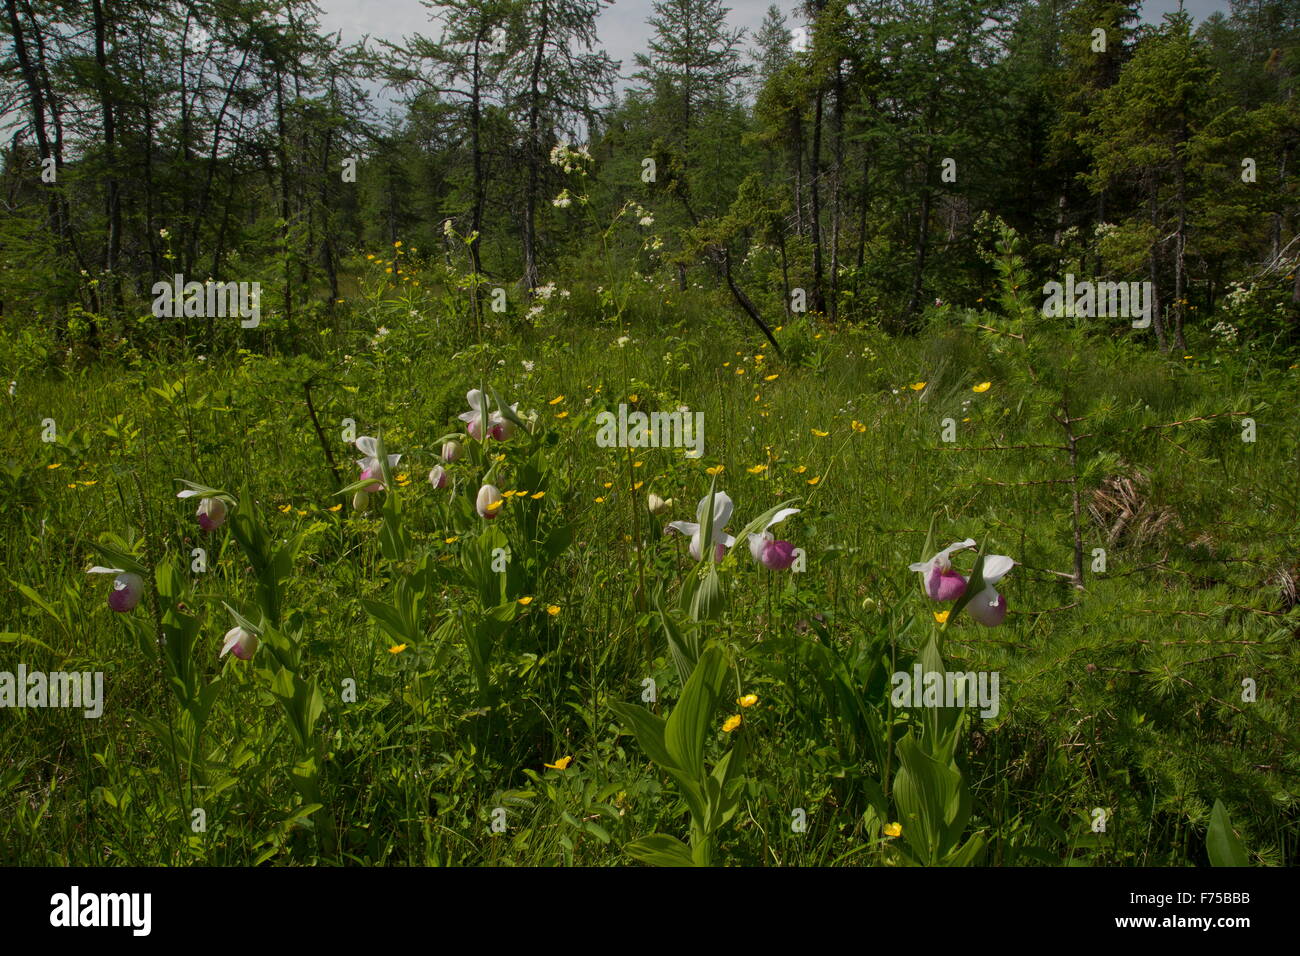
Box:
left=311, top=0, right=1235, bottom=111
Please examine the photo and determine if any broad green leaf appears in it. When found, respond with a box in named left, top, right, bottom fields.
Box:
left=664, top=645, right=727, bottom=780
left=610, top=701, right=677, bottom=771
left=1207, top=799, right=1249, bottom=867
left=624, top=833, right=696, bottom=867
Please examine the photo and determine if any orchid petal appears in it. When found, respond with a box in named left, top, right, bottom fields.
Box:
left=981, top=554, right=1015, bottom=584
left=762, top=507, right=800, bottom=532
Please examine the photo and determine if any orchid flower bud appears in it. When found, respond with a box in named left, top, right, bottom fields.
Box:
left=476, top=484, right=503, bottom=519
left=441, top=440, right=462, bottom=462
left=220, top=625, right=259, bottom=661
left=429, top=465, right=448, bottom=489
left=647, top=494, right=672, bottom=516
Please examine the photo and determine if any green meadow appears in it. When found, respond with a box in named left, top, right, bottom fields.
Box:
left=2, top=250, right=1296, bottom=865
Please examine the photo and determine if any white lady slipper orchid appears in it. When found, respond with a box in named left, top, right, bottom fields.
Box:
left=429, top=465, right=448, bottom=489
left=87, top=567, right=143, bottom=613
left=909, top=538, right=975, bottom=601
left=220, top=625, right=259, bottom=661
left=965, top=555, right=1014, bottom=627
left=667, top=491, right=736, bottom=562
left=441, top=440, right=462, bottom=462
left=477, top=483, right=503, bottom=519
left=747, top=508, right=801, bottom=570
left=355, top=435, right=401, bottom=491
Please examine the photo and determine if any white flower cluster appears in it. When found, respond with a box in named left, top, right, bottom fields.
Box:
left=1211, top=320, right=1239, bottom=343
left=549, top=142, right=592, bottom=174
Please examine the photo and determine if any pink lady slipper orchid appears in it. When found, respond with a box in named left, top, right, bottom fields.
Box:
left=87, top=566, right=144, bottom=613
left=477, top=483, right=503, bottom=519
left=176, top=487, right=229, bottom=531
left=441, top=440, right=462, bottom=462
left=458, top=389, right=492, bottom=441
left=909, top=538, right=975, bottom=601
left=429, top=465, right=448, bottom=489
left=667, top=491, right=736, bottom=562
left=748, top=508, right=801, bottom=570
left=966, top=555, right=1015, bottom=627
left=196, top=496, right=227, bottom=531
left=220, top=625, right=259, bottom=661
left=355, top=435, right=401, bottom=492
left=489, top=409, right=517, bottom=441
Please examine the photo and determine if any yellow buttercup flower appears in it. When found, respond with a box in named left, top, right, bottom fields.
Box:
left=544, top=755, right=572, bottom=770
left=910, top=382, right=927, bottom=391
left=595, top=496, right=606, bottom=503
left=518, top=596, right=534, bottom=606
left=851, top=420, right=866, bottom=433
left=530, top=491, right=546, bottom=499
left=972, top=382, right=991, bottom=393
left=883, top=822, right=902, bottom=838
left=811, top=428, right=829, bottom=438
left=555, top=410, right=569, bottom=419
left=747, top=464, right=768, bottom=474
left=549, top=395, right=565, bottom=405
left=633, top=481, right=644, bottom=490
left=793, top=465, right=808, bottom=474
left=486, top=498, right=504, bottom=512
left=328, top=503, right=343, bottom=512
left=547, top=605, right=561, bottom=616
left=764, top=374, right=779, bottom=381
left=934, top=610, right=950, bottom=624
left=738, top=694, right=758, bottom=708
left=388, top=644, right=407, bottom=654
left=722, top=715, right=742, bottom=733
left=47, top=462, right=61, bottom=470
left=807, top=476, right=821, bottom=486
left=706, top=465, right=725, bottom=476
